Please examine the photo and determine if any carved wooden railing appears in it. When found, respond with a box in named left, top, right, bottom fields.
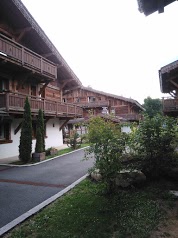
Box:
left=75, top=101, right=110, bottom=108
left=0, top=92, right=83, bottom=117
left=0, top=33, right=57, bottom=80
left=162, top=97, right=178, bottom=111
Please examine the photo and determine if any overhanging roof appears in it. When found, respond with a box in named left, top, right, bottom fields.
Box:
left=0, top=0, right=82, bottom=89
left=159, top=59, right=178, bottom=93
left=81, top=87, right=145, bottom=111
left=137, top=0, right=176, bottom=16
left=65, top=86, right=144, bottom=111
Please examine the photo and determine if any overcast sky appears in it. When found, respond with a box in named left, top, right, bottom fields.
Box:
left=21, top=0, right=178, bottom=104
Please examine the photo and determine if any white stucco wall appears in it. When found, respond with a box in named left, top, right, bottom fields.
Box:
left=121, top=126, right=131, bottom=134
left=0, top=119, right=22, bottom=159
left=0, top=118, right=64, bottom=160
left=45, top=118, right=63, bottom=149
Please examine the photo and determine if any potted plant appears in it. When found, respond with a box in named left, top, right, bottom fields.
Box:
left=32, top=109, right=46, bottom=162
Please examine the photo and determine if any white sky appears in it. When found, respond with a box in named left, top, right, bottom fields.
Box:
left=21, top=0, right=178, bottom=104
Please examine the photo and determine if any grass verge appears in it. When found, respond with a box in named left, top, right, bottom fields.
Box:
left=45, top=143, right=89, bottom=160
left=4, top=178, right=174, bottom=238
left=10, top=144, right=89, bottom=165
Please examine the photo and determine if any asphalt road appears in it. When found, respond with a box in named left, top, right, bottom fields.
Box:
left=0, top=148, right=94, bottom=229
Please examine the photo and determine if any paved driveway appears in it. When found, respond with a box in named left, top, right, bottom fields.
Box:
left=0, top=149, right=94, bottom=229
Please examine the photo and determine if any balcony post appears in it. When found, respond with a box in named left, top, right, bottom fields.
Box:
left=6, top=93, right=9, bottom=111
left=40, top=58, right=43, bottom=73
left=22, top=47, right=24, bottom=65
left=67, top=104, right=68, bottom=115
left=43, top=98, right=46, bottom=113
left=55, top=101, right=57, bottom=115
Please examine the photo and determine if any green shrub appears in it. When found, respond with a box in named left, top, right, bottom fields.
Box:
left=129, top=114, right=178, bottom=178
left=67, top=130, right=82, bottom=150
left=85, top=116, right=127, bottom=193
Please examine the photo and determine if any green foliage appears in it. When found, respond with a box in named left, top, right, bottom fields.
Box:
left=129, top=114, right=178, bottom=178
left=67, top=130, right=82, bottom=150
left=143, top=96, right=162, bottom=117
left=35, top=109, right=45, bottom=153
left=35, top=127, right=43, bottom=153
left=19, top=97, right=32, bottom=163
left=85, top=116, right=127, bottom=193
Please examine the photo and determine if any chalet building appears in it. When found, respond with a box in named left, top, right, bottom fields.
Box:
left=63, top=87, right=144, bottom=122
left=137, top=0, right=176, bottom=16
left=159, top=60, right=178, bottom=117
left=0, top=0, right=83, bottom=161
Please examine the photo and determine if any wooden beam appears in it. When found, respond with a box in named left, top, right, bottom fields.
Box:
left=41, top=52, right=54, bottom=58
left=60, top=79, right=74, bottom=89
left=13, top=72, right=32, bottom=90
left=15, top=27, right=32, bottom=42
left=169, top=90, right=177, bottom=98
left=170, top=80, right=178, bottom=89
left=59, top=119, right=70, bottom=131
left=158, top=0, right=164, bottom=13
left=14, top=122, right=22, bottom=135
left=0, top=27, right=13, bottom=38
left=57, top=64, right=63, bottom=68
left=63, top=86, right=81, bottom=95
left=39, top=82, right=49, bottom=95
left=111, top=105, right=128, bottom=108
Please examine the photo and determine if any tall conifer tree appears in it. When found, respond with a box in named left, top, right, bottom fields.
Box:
left=19, top=97, right=32, bottom=163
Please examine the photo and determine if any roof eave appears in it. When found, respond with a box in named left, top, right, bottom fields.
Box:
left=12, top=0, right=82, bottom=87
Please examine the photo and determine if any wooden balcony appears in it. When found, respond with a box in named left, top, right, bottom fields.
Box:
left=0, top=92, right=83, bottom=118
left=162, top=97, right=178, bottom=112
left=75, top=101, right=110, bottom=108
left=116, top=113, right=142, bottom=121
left=0, top=33, right=57, bottom=80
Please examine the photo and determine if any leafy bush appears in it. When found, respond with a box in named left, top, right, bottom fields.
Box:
left=129, top=114, right=178, bottom=178
left=19, top=97, right=32, bottom=163
left=67, top=130, right=82, bottom=150
left=85, top=116, right=128, bottom=193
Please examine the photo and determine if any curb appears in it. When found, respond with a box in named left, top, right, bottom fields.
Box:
left=0, top=146, right=89, bottom=167
left=0, top=174, right=88, bottom=236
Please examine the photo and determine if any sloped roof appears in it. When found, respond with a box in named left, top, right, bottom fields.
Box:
left=67, top=114, right=126, bottom=125
left=159, top=59, right=178, bottom=93
left=81, top=87, right=145, bottom=111
left=137, top=0, right=176, bottom=16
left=1, top=0, right=82, bottom=89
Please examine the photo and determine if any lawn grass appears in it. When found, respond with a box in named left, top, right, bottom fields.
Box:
left=4, top=178, right=174, bottom=238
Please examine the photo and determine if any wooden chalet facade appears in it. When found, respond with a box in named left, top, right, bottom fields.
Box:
left=0, top=0, right=83, bottom=160
left=63, top=87, right=144, bottom=121
left=159, top=60, right=178, bottom=117
left=137, top=0, right=176, bottom=16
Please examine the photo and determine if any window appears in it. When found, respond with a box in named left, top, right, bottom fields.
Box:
left=76, top=98, right=80, bottom=103
left=31, top=85, right=36, bottom=96
left=32, top=121, right=37, bottom=138
left=88, top=96, right=96, bottom=102
left=0, top=78, right=9, bottom=92
left=0, top=122, right=11, bottom=143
